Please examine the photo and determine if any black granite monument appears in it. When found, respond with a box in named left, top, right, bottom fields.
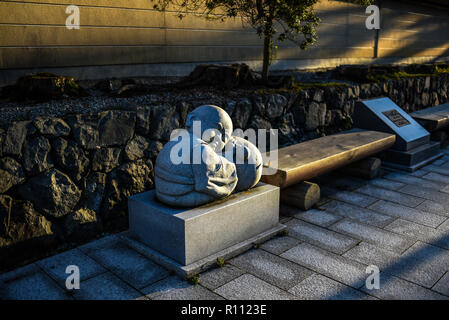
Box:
left=354, top=97, right=442, bottom=171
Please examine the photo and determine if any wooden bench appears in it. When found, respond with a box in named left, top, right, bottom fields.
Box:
left=260, top=129, right=396, bottom=210
left=411, top=103, right=449, bottom=146
left=410, top=103, right=449, bottom=132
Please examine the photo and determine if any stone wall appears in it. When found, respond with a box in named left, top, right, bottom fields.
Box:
left=1, top=73, right=448, bottom=268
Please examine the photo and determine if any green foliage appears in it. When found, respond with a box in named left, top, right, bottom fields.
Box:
left=341, top=115, right=353, bottom=131
left=188, top=274, right=200, bottom=285
left=366, top=67, right=449, bottom=82
left=436, top=65, right=449, bottom=74
left=118, top=210, right=128, bottom=217
left=216, top=257, right=226, bottom=267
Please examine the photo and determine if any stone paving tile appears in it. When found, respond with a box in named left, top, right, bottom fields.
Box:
left=343, top=242, right=400, bottom=270
left=321, top=187, right=378, bottom=208
left=37, top=248, right=106, bottom=287
left=281, top=243, right=366, bottom=287
left=344, top=240, right=449, bottom=288
left=330, top=219, right=413, bottom=253
left=321, top=200, right=395, bottom=228
left=410, top=169, right=430, bottom=177
left=423, top=172, right=449, bottom=185
left=0, top=264, right=70, bottom=300
left=360, top=273, right=447, bottom=300
left=73, top=272, right=142, bottom=300
left=285, top=219, right=358, bottom=254
left=367, top=178, right=406, bottom=191
left=385, top=219, right=449, bottom=250
left=143, top=276, right=222, bottom=300
left=228, top=249, right=313, bottom=290
left=388, top=241, right=449, bottom=288
left=293, top=209, right=342, bottom=227
left=356, top=185, right=424, bottom=207
left=214, top=274, right=298, bottom=300
left=384, top=172, right=448, bottom=190
left=316, top=196, right=332, bottom=207
left=398, top=185, right=449, bottom=205
left=80, top=236, right=170, bottom=289
left=78, top=234, right=120, bottom=251
left=433, top=157, right=448, bottom=166
left=416, top=200, right=449, bottom=217
left=433, top=272, right=449, bottom=296
left=437, top=219, right=449, bottom=231
left=199, top=265, right=245, bottom=291
left=279, top=203, right=302, bottom=217
left=260, top=235, right=301, bottom=255
left=368, top=200, right=446, bottom=228
left=288, top=273, right=375, bottom=300
left=423, top=165, right=449, bottom=177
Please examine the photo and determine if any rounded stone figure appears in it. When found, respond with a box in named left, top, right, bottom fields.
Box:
left=154, top=105, right=238, bottom=207
left=154, top=104, right=263, bottom=207
left=224, top=136, right=263, bottom=192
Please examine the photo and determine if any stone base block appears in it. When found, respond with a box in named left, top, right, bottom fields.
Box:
left=119, top=224, right=286, bottom=279
left=383, top=141, right=443, bottom=172
left=128, top=183, right=281, bottom=267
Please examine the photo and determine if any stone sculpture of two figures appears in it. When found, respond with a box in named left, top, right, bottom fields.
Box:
left=154, top=105, right=263, bottom=207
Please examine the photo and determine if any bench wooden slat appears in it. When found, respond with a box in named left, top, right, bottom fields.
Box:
left=261, top=129, right=396, bottom=188
left=411, top=103, right=449, bottom=131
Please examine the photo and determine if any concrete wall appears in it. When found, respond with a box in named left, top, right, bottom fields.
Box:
left=0, top=0, right=449, bottom=84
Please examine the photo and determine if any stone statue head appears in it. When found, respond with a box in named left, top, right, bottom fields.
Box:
left=186, top=105, right=233, bottom=152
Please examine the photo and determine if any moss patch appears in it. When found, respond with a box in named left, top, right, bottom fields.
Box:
left=256, top=81, right=348, bottom=94
left=366, top=68, right=449, bottom=82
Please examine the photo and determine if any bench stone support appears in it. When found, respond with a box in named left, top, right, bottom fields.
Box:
left=280, top=181, right=320, bottom=211
left=340, top=157, right=381, bottom=180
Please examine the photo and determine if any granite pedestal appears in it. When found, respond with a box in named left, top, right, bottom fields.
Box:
left=354, top=97, right=443, bottom=171
left=127, top=183, right=285, bottom=278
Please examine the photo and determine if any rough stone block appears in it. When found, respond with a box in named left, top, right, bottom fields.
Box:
left=129, top=183, right=280, bottom=266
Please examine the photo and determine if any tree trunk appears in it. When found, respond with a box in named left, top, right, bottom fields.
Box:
left=262, top=21, right=273, bottom=81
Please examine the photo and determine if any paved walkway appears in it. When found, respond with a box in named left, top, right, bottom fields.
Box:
left=3, top=149, right=449, bottom=300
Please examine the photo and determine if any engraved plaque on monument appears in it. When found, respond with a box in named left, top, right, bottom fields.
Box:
left=354, top=97, right=442, bottom=171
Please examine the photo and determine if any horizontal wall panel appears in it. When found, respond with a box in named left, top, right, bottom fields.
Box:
left=379, top=47, right=449, bottom=58
left=164, top=13, right=250, bottom=31
left=166, top=29, right=262, bottom=46
left=379, top=31, right=449, bottom=42
left=0, top=26, right=166, bottom=46
left=379, top=38, right=449, bottom=50
left=0, top=2, right=165, bottom=26
left=165, top=46, right=263, bottom=62
left=0, top=46, right=166, bottom=68
left=1, top=0, right=157, bottom=10
left=276, top=46, right=374, bottom=60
